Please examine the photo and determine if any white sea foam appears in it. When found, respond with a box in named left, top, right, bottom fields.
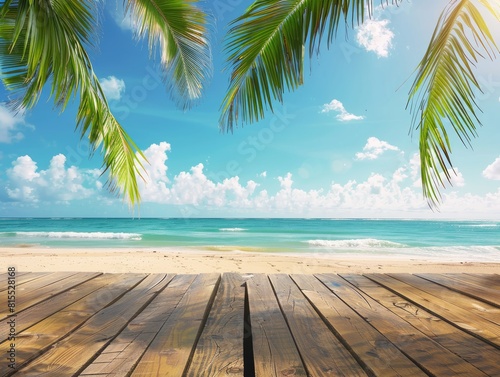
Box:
left=462, top=224, right=498, bottom=228
left=15, top=231, right=142, bottom=240
left=219, top=228, right=247, bottom=232
left=306, top=238, right=406, bottom=248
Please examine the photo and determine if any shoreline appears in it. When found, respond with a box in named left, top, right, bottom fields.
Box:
left=2, top=247, right=499, bottom=274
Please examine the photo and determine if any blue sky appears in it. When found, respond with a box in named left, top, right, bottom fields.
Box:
left=1, top=0, right=500, bottom=219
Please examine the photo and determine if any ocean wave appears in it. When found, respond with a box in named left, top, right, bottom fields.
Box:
left=13, top=231, right=142, bottom=240
left=306, top=238, right=406, bottom=248
left=219, top=228, right=247, bottom=232
left=462, top=224, right=498, bottom=228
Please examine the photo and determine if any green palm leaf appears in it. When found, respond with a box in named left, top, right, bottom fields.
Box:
left=0, top=0, right=211, bottom=206
left=0, top=0, right=145, bottom=204
left=408, top=0, right=500, bottom=208
left=220, top=0, right=400, bottom=132
left=124, top=0, right=211, bottom=107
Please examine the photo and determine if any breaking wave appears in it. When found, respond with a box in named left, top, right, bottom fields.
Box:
left=306, top=238, right=406, bottom=248
left=11, top=231, right=142, bottom=240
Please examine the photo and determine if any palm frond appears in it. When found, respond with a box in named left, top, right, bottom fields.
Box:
left=124, top=0, right=211, bottom=107
left=220, top=0, right=401, bottom=132
left=0, top=0, right=145, bottom=205
left=408, top=0, right=499, bottom=208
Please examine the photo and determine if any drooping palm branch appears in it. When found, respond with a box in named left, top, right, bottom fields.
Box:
left=0, top=0, right=210, bottom=205
left=221, top=0, right=499, bottom=207
left=125, top=0, right=212, bottom=107
left=408, top=0, right=499, bottom=208
left=220, top=0, right=398, bottom=131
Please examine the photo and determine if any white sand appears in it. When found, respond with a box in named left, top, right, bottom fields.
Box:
left=2, top=247, right=499, bottom=274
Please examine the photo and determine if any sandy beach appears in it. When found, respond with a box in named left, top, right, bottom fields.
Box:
left=2, top=247, right=499, bottom=274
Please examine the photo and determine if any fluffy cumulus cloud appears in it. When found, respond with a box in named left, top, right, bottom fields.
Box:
left=136, top=142, right=171, bottom=202
left=136, top=143, right=258, bottom=208
left=355, top=137, right=400, bottom=160
left=134, top=143, right=416, bottom=213
left=321, top=99, right=364, bottom=122
left=482, top=156, right=500, bottom=180
left=0, top=104, right=32, bottom=143
left=444, top=168, right=465, bottom=188
left=4, top=142, right=500, bottom=218
left=100, top=76, right=126, bottom=100
left=5, top=154, right=95, bottom=203
left=356, top=18, right=394, bottom=58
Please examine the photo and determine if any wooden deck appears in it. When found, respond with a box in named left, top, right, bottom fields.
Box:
left=2, top=272, right=500, bottom=376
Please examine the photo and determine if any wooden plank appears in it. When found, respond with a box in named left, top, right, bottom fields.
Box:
left=317, top=274, right=489, bottom=376
left=291, top=274, right=426, bottom=377
left=1, top=272, right=76, bottom=318
left=0, top=272, right=96, bottom=319
left=391, top=273, right=500, bottom=324
left=343, top=274, right=500, bottom=376
left=80, top=274, right=195, bottom=376
left=417, top=273, right=500, bottom=308
left=463, top=273, right=500, bottom=289
left=130, top=273, right=220, bottom=377
left=464, top=273, right=500, bottom=288
left=366, top=273, right=500, bottom=348
left=269, top=274, right=367, bottom=376
left=186, top=273, right=249, bottom=376
left=0, top=273, right=145, bottom=376
left=246, top=274, right=306, bottom=377
left=15, top=273, right=168, bottom=376
left=0, top=273, right=106, bottom=342
left=0, top=272, right=46, bottom=292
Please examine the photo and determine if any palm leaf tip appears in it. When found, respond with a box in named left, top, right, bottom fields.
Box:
left=408, top=0, right=499, bottom=208
left=0, top=0, right=146, bottom=206
left=124, top=0, right=212, bottom=107
left=219, top=0, right=407, bottom=133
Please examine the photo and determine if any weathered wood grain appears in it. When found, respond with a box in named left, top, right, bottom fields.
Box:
left=3, top=273, right=499, bottom=377
left=247, top=274, right=306, bottom=377
left=317, top=274, right=489, bottom=376
left=0, top=272, right=47, bottom=293
left=0, top=273, right=109, bottom=342
left=292, top=274, right=426, bottom=377
left=366, top=273, right=500, bottom=348
left=343, top=274, right=500, bottom=376
left=269, top=274, right=368, bottom=376
left=186, top=273, right=249, bottom=377
left=417, top=273, right=500, bottom=308
left=0, top=272, right=84, bottom=319
left=80, top=274, right=195, bottom=376
left=12, top=274, right=169, bottom=376
left=130, top=273, right=220, bottom=377
left=1, top=273, right=145, bottom=376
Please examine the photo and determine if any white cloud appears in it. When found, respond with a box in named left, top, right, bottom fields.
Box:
left=167, top=164, right=257, bottom=208
left=0, top=104, right=32, bottom=143
left=407, top=152, right=465, bottom=188
left=444, top=168, right=465, bottom=187
left=355, top=137, right=400, bottom=160
left=260, top=171, right=267, bottom=178
left=136, top=142, right=171, bottom=203
left=4, top=142, right=500, bottom=219
left=111, top=3, right=137, bottom=32
left=321, top=99, right=364, bottom=122
left=356, top=18, right=394, bottom=58
left=100, top=76, right=126, bottom=100
left=409, top=153, right=420, bottom=181
left=483, top=156, right=500, bottom=180
left=5, top=154, right=94, bottom=203
left=135, top=143, right=258, bottom=207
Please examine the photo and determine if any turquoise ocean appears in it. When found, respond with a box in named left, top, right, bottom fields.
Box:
left=1, top=218, right=499, bottom=262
